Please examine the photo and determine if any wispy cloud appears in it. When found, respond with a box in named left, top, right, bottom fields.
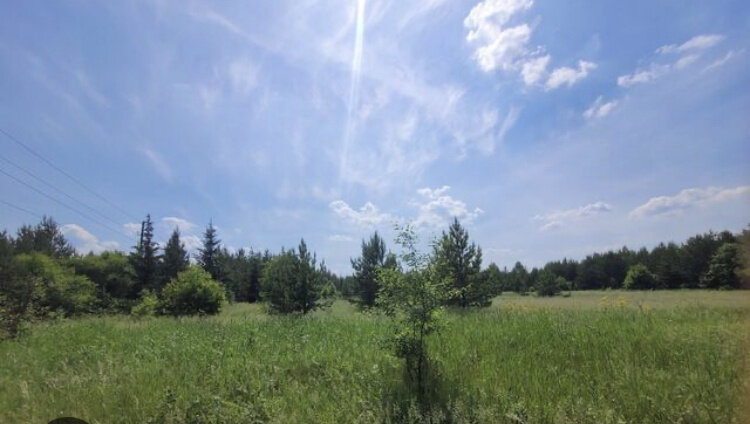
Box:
left=630, top=186, right=750, bottom=218
left=161, top=217, right=196, bottom=231
left=62, top=223, right=119, bottom=254
left=546, top=61, right=597, bottom=90
left=656, top=34, right=725, bottom=54
left=141, top=148, right=173, bottom=183
left=534, top=202, right=612, bottom=231
left=583, top=96, right=618, bottom=119
left=328, top=234, right=355, bottom=242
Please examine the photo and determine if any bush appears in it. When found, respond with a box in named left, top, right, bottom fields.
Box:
left=623, top=264, right=657, bottom=290
left=535, top=271, right=563, bottom=297
left=131, top=290, right=159, bottom=317
left=260, top=240, right=329, bottom=314
left=160, top=267, right=226, bottom=316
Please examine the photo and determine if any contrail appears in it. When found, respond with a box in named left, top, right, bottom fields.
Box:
left=339, top=0, right=366, bottom=183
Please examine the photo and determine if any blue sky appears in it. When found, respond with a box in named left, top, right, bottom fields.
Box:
left=1, top=0, right=748, bottom=274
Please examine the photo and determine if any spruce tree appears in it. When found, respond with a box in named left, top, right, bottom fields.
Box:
left=130, top=214, right=160, bottom=295
left=197, top=220, right=221, bottom=281
left=434, top=218, right=490, bottom=307
left=160, top=227, right=189, bottom=289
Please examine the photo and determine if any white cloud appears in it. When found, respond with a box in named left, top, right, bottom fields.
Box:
left=583, top=96, right=618, bottom=119
left=674, top=54, right=699, bottom=69
left=546, top=61, right=597, bottom=89
left=227, top=58, right=259, bottom=95
left=329, top=200, right=392, bottom=227
left=630, top=186, right=750, bottom=219
left=521, top=54, right=550, bottom=85
left=181, top=234, right=203, bottom=251
left=328, top=234, right=355, bottom=242
left=464, top=0, right=594, bottom=88
left=62, top=224, right=119, bottom=254
left=657, top=34, right=724, bottom=54
left=617, top=63, right=670, bottom=87
left=533, top=201, right=612, bottom=231
left=620, top=34, right=725, bottom=86
left=123, top=222, right=142, bottom=236
left=162, top=217, right=196, bottom=231
left=412, top=186, right=484, bottom=229
left=141, top=148, right=173, bottom=182
left=703, top=50, right=742, bottom=72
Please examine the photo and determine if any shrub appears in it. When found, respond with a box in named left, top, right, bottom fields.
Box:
left=535, top=271, right=563, bottom=297
left=131, top=290, right=159, bottom=317
left=700, top=243, right=741, bottom=289
left=260, top=240, right=329, bottom=314
left=160, top=267, right=226, bottom=316
left=623, top=264, right=657, bottom=290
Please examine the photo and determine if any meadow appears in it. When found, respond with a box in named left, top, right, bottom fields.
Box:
left=1, top=290, right=749, bottom=424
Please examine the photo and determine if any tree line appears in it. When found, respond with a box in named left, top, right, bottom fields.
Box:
left=1, top=213, right=748, bottom=337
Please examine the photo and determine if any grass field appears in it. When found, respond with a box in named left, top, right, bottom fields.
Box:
left=1, top=290, right=749, bottom=423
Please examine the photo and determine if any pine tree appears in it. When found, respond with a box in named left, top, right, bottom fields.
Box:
left=160, top=227, right=189, bottom=289
left=130, top=214, right=160, bottom=295
left=351, top=231, right=391, bottom=307
left=434, top=218, right=490, bottom=307
left=197, top=220, right=221, bottom=281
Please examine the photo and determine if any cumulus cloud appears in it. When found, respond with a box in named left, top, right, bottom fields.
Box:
left=412, top=186, right=484, bottom=229
left=630, top=186, right=750, bottom=219
left=62, top=224, right=120, bottom=254
left=546, top=61, right=597, bottom=90
left=464, top=0, right=594, bottom=88
left=656, top=34, right=725, bottom=54
left=533, top=201, right=612, bottom=231
left=583, top=96, right=618, bottom=119
left=329, top=200, right=392, bottom=227
left=162, top=217, right=196, bottom=231
left=181, top=234, right=203, bottom=251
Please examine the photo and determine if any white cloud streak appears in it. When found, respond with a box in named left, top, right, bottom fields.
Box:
left=329, top=200, right=391, bottom=227
left=583, top=96, right=618, bottom=119
left=534, top=201, right=612, bottom=231
left=630, top=186, right=750, bottom=218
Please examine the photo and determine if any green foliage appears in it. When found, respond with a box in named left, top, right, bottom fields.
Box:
left=739, top=227, right=750, bottom=287
left=12, top=216, right=74, bottom=258
left=197, top=221, right=221, bottom=281
left=534, top=270, right=564, bottom=297
left=700, top=243, right=741, bottom=289
left=131, top=290, right=159, bottom=317
left=351, top=231, right=394, bottom=307
left=623, top=264, right=657, bottom=290
left=1, top=253, right=97, bottom=337
left=160, top=266, right=226, bottom=316
left=260, top=240, right=330, bottom=314
left=69, top=251, right=135, bottom=310
left=378, top=225, right=448, bottom=401
left=433, top=218, right=490, bottom=307
left=130, top=214, right=161, bottom=296
left=160, top=228, right=189, bottom=290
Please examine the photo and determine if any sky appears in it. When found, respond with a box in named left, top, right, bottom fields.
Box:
left=0, top=0, right=748, bottom=274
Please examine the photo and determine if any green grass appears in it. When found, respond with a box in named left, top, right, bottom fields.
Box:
left=1, top=291, right=748, bottom=423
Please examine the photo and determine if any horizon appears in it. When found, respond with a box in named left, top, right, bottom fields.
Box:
left=1, top=0, right=749, bottom=275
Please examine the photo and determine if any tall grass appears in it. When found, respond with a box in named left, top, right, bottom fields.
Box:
left=1, top=292, right=748, bottom=423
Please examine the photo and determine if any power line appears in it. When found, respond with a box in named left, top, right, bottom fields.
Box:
left=0, top=199, right=42, bottom=219
left=0, top=166, right=133, bottom=240
left=0, top=127, right=139, bottom=221
left=0, top=152, right=127, bottom=229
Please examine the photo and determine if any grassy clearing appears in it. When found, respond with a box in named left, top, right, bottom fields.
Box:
left=1, top=291, right=748, bottom=423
